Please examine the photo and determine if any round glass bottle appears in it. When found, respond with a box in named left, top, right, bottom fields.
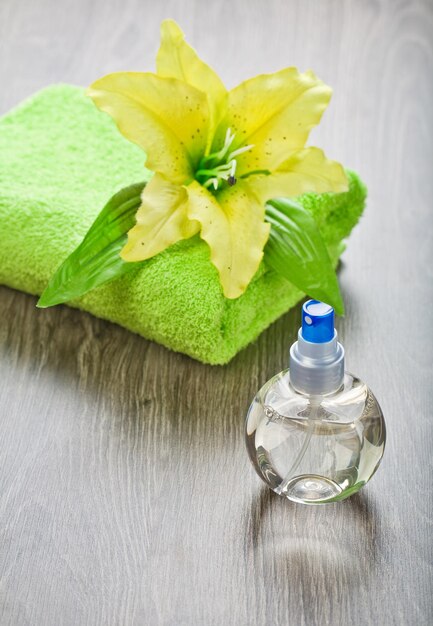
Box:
left=245, top=301, right=386, bottom=504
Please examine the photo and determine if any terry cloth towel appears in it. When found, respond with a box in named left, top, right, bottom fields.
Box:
left=0, top=85, right=366, bottom=364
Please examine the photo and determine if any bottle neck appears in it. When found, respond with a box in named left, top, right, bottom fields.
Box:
left=289, top=329, right=345, bottom=396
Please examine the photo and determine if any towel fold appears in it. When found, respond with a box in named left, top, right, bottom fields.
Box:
left=0, top=85, right=366, bottom=364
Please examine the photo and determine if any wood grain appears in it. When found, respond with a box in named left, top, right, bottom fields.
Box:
left=0, top=0, right=432, bottom=624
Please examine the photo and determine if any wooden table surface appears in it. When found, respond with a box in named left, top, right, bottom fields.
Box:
left=0, top=0, right=432, bottom=624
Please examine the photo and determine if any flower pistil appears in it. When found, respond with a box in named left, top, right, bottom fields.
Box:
left=195, top=128, right=253, bottom=191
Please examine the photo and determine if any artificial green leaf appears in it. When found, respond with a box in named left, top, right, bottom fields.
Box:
left=264, top=198, right=344, bottom=315
left=37, top=182, right=146, bottom=308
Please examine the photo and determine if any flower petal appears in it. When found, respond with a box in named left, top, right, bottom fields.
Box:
left=186, top=181, right=270, bottom=298
left=88, top=72, right=209, bottom=183
left=247, top=147, right=348, bottom=204
left=156, top=19, right=227, bottom=150
left=218, top=68, right=332, bottom=174
left=121, top=174, right=200, bottom=261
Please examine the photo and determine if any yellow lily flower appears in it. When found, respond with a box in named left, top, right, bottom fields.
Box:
left=88, top=19, right=347, bottom=299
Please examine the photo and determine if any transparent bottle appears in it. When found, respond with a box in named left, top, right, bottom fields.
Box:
left=245, top=300, right=386, bottom=504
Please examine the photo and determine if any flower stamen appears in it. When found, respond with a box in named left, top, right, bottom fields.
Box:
left=227, top=144, right=254, bottom=161
left=196, top=129, right=254, bottom=191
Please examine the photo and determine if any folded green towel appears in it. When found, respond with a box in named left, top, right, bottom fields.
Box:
left=0, top=85, right=366, bottom=364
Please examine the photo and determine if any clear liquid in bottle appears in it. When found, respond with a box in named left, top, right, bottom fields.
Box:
left=246, top=371, right=385, bottom=504
left=245, top=300, right=386, bottom=504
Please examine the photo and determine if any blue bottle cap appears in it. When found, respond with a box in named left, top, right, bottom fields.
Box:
left=301, top=300, right=335, bottom=343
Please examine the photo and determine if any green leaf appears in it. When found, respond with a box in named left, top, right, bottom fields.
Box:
left=264, top=198, right=345, bottom=315
left=37, top=182, right=146, bottom=308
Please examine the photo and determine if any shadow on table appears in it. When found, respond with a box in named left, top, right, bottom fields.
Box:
left=247, top=484, right=382, bottom=590
left=0, top=285, right=303, bottom=447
